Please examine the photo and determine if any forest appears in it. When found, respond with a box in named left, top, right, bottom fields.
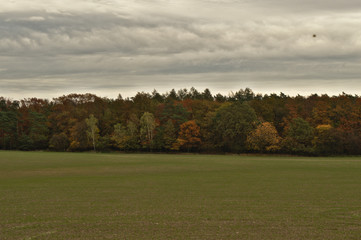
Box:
left=0, top=88, right=360, bottom=155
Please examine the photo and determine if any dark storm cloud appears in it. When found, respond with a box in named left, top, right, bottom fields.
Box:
left=0, top=0, right=360, bottom=99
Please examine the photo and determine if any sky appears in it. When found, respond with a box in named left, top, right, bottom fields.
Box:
left=1, top=0, right=361, bottom=99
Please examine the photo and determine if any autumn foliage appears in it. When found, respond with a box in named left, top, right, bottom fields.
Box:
left=0, top=88, right=360, bottom=155
left=173, top=120, right=201, bottom=151
left=247, top=122, right=281, bottom=152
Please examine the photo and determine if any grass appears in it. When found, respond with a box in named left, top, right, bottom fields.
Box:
left=1, top=151, right=361, bottom=239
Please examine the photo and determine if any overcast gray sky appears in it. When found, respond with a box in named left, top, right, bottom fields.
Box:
left=1, top=0, right=361, bottom=99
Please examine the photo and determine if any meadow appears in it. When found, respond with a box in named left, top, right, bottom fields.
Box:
left=1, top=151, right=361, bottom=239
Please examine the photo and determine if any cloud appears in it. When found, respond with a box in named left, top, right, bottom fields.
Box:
left=28, top=16, right=45, bottom=21
left=0, top=0, right=360, bottom=99
left=252, top=0, right=361, bottom=13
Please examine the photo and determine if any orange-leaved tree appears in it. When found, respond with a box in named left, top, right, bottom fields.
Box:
left=173, top=120, right=201, bottom=151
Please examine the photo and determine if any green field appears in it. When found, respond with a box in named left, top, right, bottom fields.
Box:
left=1, top=152, right=361, bottom=239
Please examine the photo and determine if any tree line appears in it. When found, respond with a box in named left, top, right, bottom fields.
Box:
left=1, top=88, right=360, bottom=155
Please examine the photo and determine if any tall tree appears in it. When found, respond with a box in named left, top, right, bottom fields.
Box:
left=140, top=112, right=156, bottom=149
left=247, top=122, right=281, bottom=152
left=85, top=114, right=99, bottom=151
left=0, top=99, right=19, bottom=149
left=68, top=121, right=88, bottom=151
left=282, top=118, right=314, bottom=154
left=157, top=100, right=189, bottom=130
left=111, top=123, right=127, bottom=150
left=111, top=118, right=140, bottom=151
left=163, top=119, right=177, bottom=151
left=313, top=125, right=343, bottom=155
left=28, top=111, right=49, bottom=150
left=213, top=102, right=257, bottom=152
left=173, top=120, right=201, bottom=151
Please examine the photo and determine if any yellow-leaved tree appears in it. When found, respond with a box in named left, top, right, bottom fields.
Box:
left=247, top=122, right=281, bottom=152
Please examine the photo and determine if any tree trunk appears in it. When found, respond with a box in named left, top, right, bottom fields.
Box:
left=92, top=129, right=96, bottom=151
